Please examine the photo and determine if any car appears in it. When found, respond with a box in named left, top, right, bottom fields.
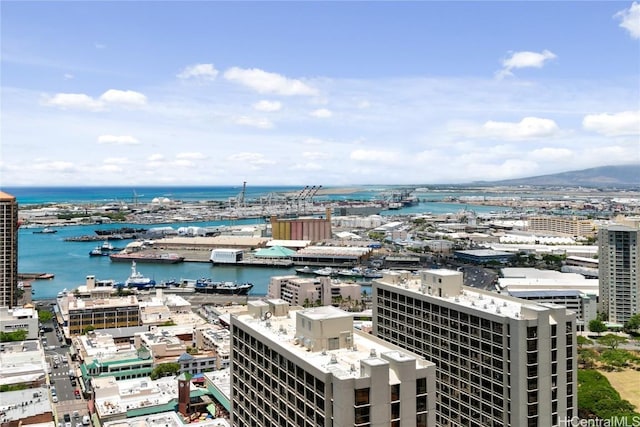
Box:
left=52, top=395, right=58, bottom=403
left=82, top=415, right=90, bottom=426
left=63, top=414, right=71, bottom=423
left=74, top=389, right=81, bottom=398
left=65, top=422, right=72, bottom=427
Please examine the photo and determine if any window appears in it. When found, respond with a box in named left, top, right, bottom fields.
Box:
left=391, top=384, right=400, bottom=401
left=355, top=388, right=370, bottom=406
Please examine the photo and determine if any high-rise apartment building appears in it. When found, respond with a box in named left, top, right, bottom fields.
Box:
left=0, top=191, right=19, bottom=308
left=372, top=270, right=577, bottom=427
left=230, top=300, right=436, bottom=427
left=598, top=225, right=640, bottom=324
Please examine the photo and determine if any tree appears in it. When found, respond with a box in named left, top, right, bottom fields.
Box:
left=38, top=310, right=53, bottom=323
left=589, top=319, right=607, bottom=336
left=150, top=363, right=180, bottom=380
left=598, top=334, right=627, bottom=350
left=0, top=330, right=28, bottom=342
left=624, top=314, right=640, bottom=332
left=577, top=335, right=593, bottom=349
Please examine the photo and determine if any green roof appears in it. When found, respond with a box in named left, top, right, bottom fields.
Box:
left=206, top=384, right=230, bottom=411
left=126, top=399, right=176, bottom=418
left=254, top=245, right=296, bottom=258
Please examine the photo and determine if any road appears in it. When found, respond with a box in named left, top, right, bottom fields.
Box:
left=38, top=305, right=90, bottom=426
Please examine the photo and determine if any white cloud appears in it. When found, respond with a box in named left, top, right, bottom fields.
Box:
left=99, top=89, right=147, bottom=106
left=234, top=116, right=274, bottom=129
left=253, top=100, right=282, bottom=112
left=31, top=160, right=76, bottom=172
left=615, top=2, right=640, bottom=39
left=43, top=93, right=103, bottom=111
left=302, top=151, right=332, bottom=160
left=529, top=147, right=573, bottom=161
left=148, top=154, right=164, bottom=161
left=227, top=152, right=276, bottom=167
left=582, top=110, right=640, bottom=136
left=224, top=67, right=318, bottom=96
left=174, top=159, right=195, bottom=167
left=496, top=49, right=557, bottom=79
left=290, top=162, right=324, bottom=171
left=63, top=73, right=74, bottom=80
left=302, top=137, right=327, bottom=145
left=99, top=164, right=123, bottom=173
left=310, top=108, right=333, bottom=118
left=357, top=100, right=371, bottom=109
left=43, top=89, right=147, bottom=110
left=177, top=63, right=219, bottom=80
left=97, top=135, right=140, bottom=145
left=481, top=117, right=560, bottom=140
left=94, top=43, right=107, bottom=49
left=176, top=152, right=206, bottom=160
left=103, top=157, right=129, bottom=165
left=350, top=149, right=399, bottom=163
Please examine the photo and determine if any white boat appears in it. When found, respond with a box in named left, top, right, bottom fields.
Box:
left=295, top=266, right=315, bottom=275
left=123, top=261, right=156, bottom=289
left=337, top=267, right=364, bottom=278
left=313, top=267, right=335, bottom=276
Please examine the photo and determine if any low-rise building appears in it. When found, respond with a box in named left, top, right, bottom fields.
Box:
left=268, top=275, right=361, bottom=307
left=101, top=410, right=230, bottom=427
left=0, top=340, right=48, bottom=389
left=92, top=376, right=178, bottom=423
left=0, top=305, right=39, bottom=339
left=58, top=294, right=141, bottom=336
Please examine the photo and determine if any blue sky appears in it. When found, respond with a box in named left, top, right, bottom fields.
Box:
left=1, top=1, right=639, bottom=186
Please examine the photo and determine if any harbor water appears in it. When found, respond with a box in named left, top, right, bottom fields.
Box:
left=13, top=186, right=509, bottom=300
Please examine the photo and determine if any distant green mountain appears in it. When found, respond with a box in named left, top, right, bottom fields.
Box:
left=472, top=164, right=639, bottom=188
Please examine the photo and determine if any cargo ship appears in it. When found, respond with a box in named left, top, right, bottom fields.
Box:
left=109, top=252, right=185, bottom=264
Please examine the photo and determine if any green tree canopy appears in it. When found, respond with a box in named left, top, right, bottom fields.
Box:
left=38, top=310, right=53, bottom=323
left=598, top=334, right=627, bottom=350
left=589, top=319, right=607, bottom=336
left=0, top=330, right=28, bottom=342
left=624, top=314, right=640, bottom=332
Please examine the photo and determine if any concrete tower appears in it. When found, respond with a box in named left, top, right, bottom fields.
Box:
left=599, top=225, right=640, bottom=324
left=0, top=191, right=19, bottom=308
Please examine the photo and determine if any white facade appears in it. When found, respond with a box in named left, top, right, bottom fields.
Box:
left=268, top=275, right=362, bottom=307
left=230, top=303, right=436, bottom=427
left=372, top=269, right=577, bottom=427
left=210, top=249, right=244, bottom=264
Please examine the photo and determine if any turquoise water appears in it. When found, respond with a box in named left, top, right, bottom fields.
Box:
left=12, top=186, right=509, bottom=299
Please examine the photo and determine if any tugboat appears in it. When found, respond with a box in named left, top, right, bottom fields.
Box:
left=119, top=261, right=156, bottom=289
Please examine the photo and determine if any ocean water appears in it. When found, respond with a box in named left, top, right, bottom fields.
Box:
left=10, top=186, right=509, bottom=299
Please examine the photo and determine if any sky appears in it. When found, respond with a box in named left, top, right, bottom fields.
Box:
left=1, top=1, right=639, bottom=187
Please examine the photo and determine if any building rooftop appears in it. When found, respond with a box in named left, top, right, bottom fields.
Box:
left=93, top=376, right=178, bottom=417
left=102, top=410, right=230, bottom=427
left=235, top=307, right=434, bottom=381
left=377, top=269, right=553, bottom=320
left=0, top=340, right=47, bottom=386
left=0, top=387, right=51, bottom=423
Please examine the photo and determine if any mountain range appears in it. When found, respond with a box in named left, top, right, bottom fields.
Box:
left=472, top=164, right=639, bottom=188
